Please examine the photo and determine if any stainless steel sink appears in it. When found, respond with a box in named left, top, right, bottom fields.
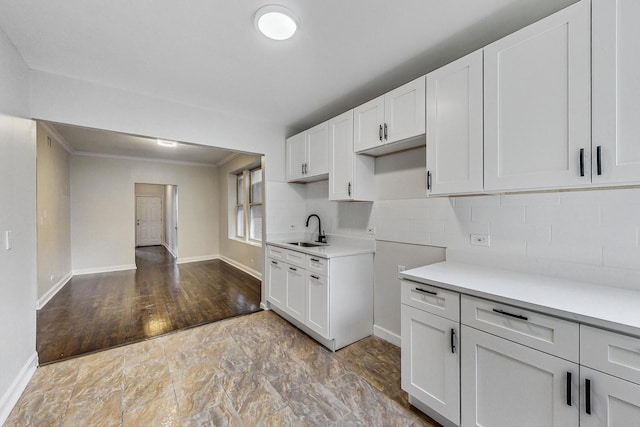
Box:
left=286, top=241, right=328, bottom=248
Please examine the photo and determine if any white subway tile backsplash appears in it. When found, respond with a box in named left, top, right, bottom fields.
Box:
left=289, top=178, right=640, bottom=290
left=526, top=241, right=603, bottom=266
left=472, top=205, right=526, bottom=224
left=490, top=222, right=551, bottom=244
left=603, top=247, right=640, bottom=270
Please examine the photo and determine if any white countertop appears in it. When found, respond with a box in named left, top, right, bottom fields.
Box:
left=401, top=261, right=640, bottom=338
left=267, top=239, right=375, bottom=259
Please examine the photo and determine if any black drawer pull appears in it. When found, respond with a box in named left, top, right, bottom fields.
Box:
left=566, top=372, right=572, bottom=406
left=271, top=261, right=278, bottom=265
left=414, top=287, right=437, bottom=296
left=492, top=308, right=528, bottom=321
left=289, top=267, right=297, bottom=272
left=310, top=274, right=320, bottom=280
left=310, top=258, right=320, bottom=262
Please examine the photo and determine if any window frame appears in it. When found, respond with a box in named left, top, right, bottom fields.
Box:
left=234, top=166, right=262, bottom=244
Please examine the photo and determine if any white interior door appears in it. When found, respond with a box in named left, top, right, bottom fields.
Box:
left=136, top=196, right=162, bottom=247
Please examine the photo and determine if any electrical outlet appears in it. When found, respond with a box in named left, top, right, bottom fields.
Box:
left=470, top=234, right=490, bottom=246
left=366, top=226, right=376, bottom=235
left=397, top=265, right=406, bottom=279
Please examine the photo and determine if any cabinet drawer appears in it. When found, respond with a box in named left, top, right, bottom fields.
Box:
left=401, top=280, right=460, bottom=322
left=306, top=255, right=328, bottom=276
left=581, top=325, right=640, bottom=385
left=267, top=245, right=306, bottom=268
left=461, top=295, right=578, bottom=362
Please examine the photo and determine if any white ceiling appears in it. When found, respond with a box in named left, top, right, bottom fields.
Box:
left=47, top=122, right=240, bottom=166
left=0, top=0, right=578, bottom=131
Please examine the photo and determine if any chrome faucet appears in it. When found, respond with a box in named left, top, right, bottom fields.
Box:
left=305, top=214, right=327, bottom=243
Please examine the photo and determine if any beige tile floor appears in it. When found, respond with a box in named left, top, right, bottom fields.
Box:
left=6, top=310, right=439, bottom=426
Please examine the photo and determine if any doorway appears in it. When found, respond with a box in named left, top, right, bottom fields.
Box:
left=135, top=183, right=178, bottom=258
left=136, top=196, right=162, bottom=246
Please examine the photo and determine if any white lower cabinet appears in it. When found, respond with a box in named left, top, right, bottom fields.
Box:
left=461, top=325, right=578, bottom=427
left=266, top=259, right=285, bottom=307
left=266, top=245, right=373, bottom=351
left=306, top=272, right=328, bottom=337
left=402, top=306, right=460, bottom=425
left=284, top=264, right=305, bottom=323
left=580, top=367, right=640, bottom=427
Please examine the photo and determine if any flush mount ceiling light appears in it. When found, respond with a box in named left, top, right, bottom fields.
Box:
left=157, top=139, right=177, bottom=147
left=254, top=5, right=299, bottom=40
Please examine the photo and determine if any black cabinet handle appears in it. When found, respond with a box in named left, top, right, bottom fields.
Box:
left=579, top=148, right=585, bottom=177
left=310, top=274, right=320, bottom=280
left=289, top=267, right=297, bottom=272
left=566, top=372, right=572, bottom=406
left=310, top=258, right=320, bottom=262
left=427, top=171, right=432, bottom=190
left=492, top=308, right=528, bottom=321
left=414, top=287, right=437, bottom=296
left=451, top=328, right=456, bottom=354
left=379, top=124, right=383, bottom=141
left=384, top=123, right=388, bottom=140
left=586, top=379, right=591, bottom=415
left=348, top=182, right=352, bottom=197
left=271, top=260, right=278, bottom=265
left=596, top=146, right=602, bottom=176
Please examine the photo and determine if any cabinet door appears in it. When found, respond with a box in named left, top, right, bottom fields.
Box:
left=426, top=50, right=484, bottom=196
left=484, top=0, right=590, bottom=192
left=401, top=305, right=460, bottom=425
left=354, top=95, right=385, bottom=153
left=592, top=0, right=640, bottom=185
left=581, top=367, right=640, bottom=427
left=285, top=264, right=306, bottom=323
left=305, top=121, right=329, bottom=178
left=306, top=272, right=329, bottom=338
left=286, top=131, right=306, bottom=182
left=329, top=110, right=354, bottom=200
left=267, top=259, right=286, bottom=308
left=385, top=76, right=426, bottom=144
left=461, top=325, right=578, bottom=427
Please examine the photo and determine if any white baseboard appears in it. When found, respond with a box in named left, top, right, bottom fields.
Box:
left=0, top=352, right=38, bottom=426
left=177, top=254, right=219, bottom=264
left=72, top=264, right=137, bottom=275
left=37, top=273, right=72, bottom=309
left=373, top=324, right=401, bottom=347
left=219, top=255, right=262, bottom=280
left=162, top=242, right=177, bottom=259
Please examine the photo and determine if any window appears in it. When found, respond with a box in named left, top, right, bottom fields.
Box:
left=234, top=167, right=262, bottom=242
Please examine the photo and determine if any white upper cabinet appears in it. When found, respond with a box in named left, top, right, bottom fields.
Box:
left=354, top=77, right=425, bottom=156
left=286, top=131, right=306, bottom=182
left=483, top=0, right=591, bottom=192
left=285, top=121, right=329, bottom=183
left=353, top=95, right=385, bottom=153
left=426, top=50, right=484, bottom=196
left=329, top=110, right=374, bottom=201
left=592, top=0, right=640, bottom=185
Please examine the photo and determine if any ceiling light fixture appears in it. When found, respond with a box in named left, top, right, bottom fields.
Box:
left=254, top=5, right=299, bottom=41
left=157, top=139, right=177, bottom=147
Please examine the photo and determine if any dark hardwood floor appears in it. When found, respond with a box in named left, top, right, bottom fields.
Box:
left=37, top=246, right=262, bottom=364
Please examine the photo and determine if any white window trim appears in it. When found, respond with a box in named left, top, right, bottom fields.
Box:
left=233, top=166, right=262, bottom=244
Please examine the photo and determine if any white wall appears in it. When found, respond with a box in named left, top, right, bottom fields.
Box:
left=164, top=185, right=178, bottom=257
left=0, top=26, right=37, bottom=425
left=217, top=154, right=264, bottom=277
left=36, top=123, right=71, bottom=304
left=70, top=155, right=220, bottom=272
